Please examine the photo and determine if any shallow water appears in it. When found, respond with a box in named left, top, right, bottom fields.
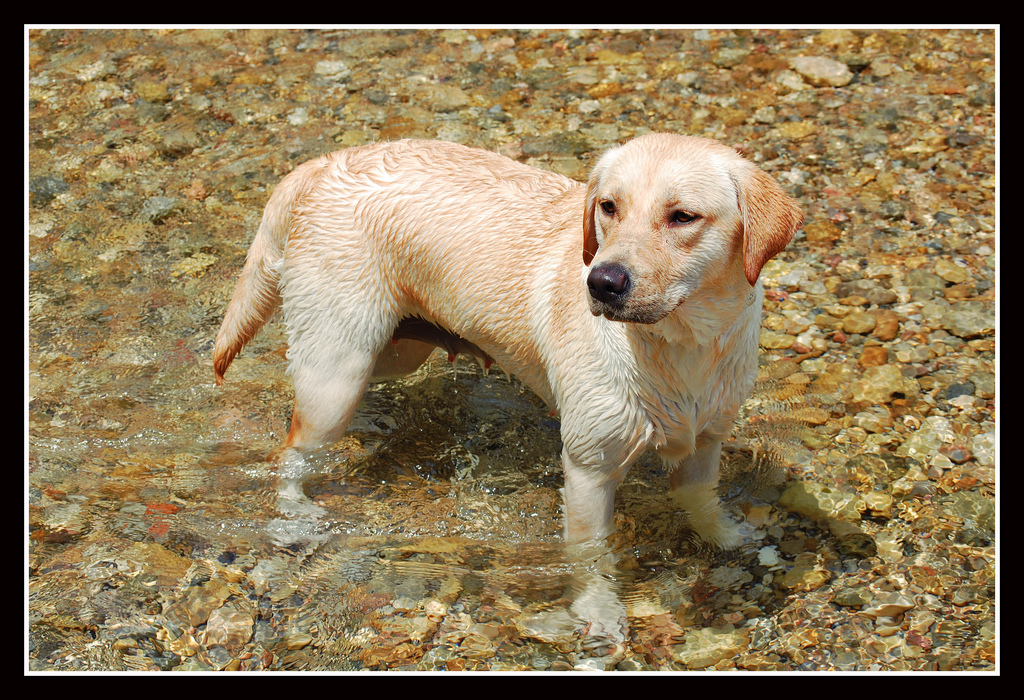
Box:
left=28, top=291, right=993, bottom=672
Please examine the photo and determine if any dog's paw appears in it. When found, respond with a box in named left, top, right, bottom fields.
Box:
left=695, top=513, right=747, bottom=551
left=277, top=484, right=327, bottom=520
left=268, top=448, right=326, bottom=520
left=671, top=485, right=747, bottom=551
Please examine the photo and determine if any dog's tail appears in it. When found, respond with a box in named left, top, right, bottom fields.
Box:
left=213, top=158, right=326, bottom=385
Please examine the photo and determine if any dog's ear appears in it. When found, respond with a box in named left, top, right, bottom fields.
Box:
left=733, top=165, right=803, bottom=286
left=582, top=175, right=600, bottom=266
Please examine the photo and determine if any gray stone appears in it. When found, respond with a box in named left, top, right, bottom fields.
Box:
left=138, top=196, right=183, bottom=224
left=789, top=56, right=854, bottom=87
left=943, top=302, right=994, bottom=338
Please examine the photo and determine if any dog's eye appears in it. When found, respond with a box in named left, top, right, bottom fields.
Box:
left=671, top=210, right=699, bottom=225
left=600, top=200, right=616, bottom=216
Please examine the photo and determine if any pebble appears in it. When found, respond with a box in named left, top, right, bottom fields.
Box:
left=123, top=542, right=191, bottom=587
left=137, top=196, right=182, bottom=224
left=135, top=79, right=171, bottom=103
left=29, top=176, right=68, bottom=206
left=788, top=56, right=854, bottom=87
left=673, top=626, right=750, bottom=669
left=202, top=605, right=254, bottom=651
left=757, top=546, right=780, bottom=567
left=833, top=587, right=872, bottom=608
left=869, top=311, right=901, bottom=340
left=776, top=554, right=830, bottom=592
left=284, top=631, right=313, bottom=650
left=934, top=259, right=969, bottom=284
left=859, top=593, right=916, bottom=620
left=943, top=302, right=995, bottom=339
left=204, top=645, right=234, bottom=669
left=852, top=406, right=893, bottom=433
left=413, top=83, right=471, bottom=112
left=574, top=657, right=613, bottom=672
left=835, top=279, right=899, bottom=305
left=314, top=60, right=350, bottom=79
left=514, top=610, right=579, bottom=646
left=760, top=330, right=796, bottom=349
left=192, top=580, right=236, bottom=624
left=842, top=311, right=877, bottom=335
left=170, top=253, right=218, bottom=278
left=849, top=365, right=920, bottom=407
left=972, top=432, right=995, bottom=466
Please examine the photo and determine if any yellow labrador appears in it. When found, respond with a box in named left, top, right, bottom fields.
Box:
left=214, top=133, right=802, bottom=547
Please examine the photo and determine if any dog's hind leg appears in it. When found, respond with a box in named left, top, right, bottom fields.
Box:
left=258, top=329, right=386, bottom=528
left=282, top=347, right=379, bottom=453
left=276, top=247, right=397, bottom=454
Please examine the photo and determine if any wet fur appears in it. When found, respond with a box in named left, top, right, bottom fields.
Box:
left=214, top=134, right=802, bottom=546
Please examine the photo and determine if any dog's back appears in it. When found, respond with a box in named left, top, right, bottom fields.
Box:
left=214, top=140, right=586, bottom=393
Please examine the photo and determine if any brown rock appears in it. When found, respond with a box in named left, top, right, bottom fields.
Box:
left=789, top=55, right=854, bottom=87
left=123, top=542, right=191, bottom=587
left=944, top=282, right=977, bottom=300
left=859, top=346, right=889, bottom=367
left=804, top=221, right=843, bottom=244
left=760, top=330, right=796, bottom=349
left=838, top=295, right=870, bottom=306
left=135, top=79, right=170, bottom=102
left=871, top=309, right=901, bottom=341
left=849, top=364, right=920, bottom=407
left=842, top=311, right=877, bottom=335
left=202, top=604, right=254, bottom=652
left=934, top=258, right=970, bottom=284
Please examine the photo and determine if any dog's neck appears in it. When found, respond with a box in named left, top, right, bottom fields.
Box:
left=651, top=277, right=761, bottom=348
left=621, top=278, right=761, bottom=454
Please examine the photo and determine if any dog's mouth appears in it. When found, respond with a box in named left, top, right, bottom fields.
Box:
left=592, top=301, right=676, bottom=325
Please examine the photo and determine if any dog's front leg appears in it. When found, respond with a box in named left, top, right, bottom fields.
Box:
left=560, top=447, right=629, bottom=653
left=668, top=439, right=743, bottom=549
left=560, top=447, right=624, bottom=544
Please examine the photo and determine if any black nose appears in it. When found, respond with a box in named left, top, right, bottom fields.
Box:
left=587, top=263, right=631, bottom=305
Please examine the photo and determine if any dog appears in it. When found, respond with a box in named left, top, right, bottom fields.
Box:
left=213, top=133, right=802, bottom=547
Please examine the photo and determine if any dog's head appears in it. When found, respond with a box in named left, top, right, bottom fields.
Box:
left=582, top=133, right=802, bottom=325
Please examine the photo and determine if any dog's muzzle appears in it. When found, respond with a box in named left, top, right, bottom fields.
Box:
left=586, top=262, right=671, bottom=324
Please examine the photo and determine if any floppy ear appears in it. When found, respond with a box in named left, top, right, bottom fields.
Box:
left=733, top=165, right=803, bottom=286
left=582, top=177, right=600, bottom=266
left=583, top=146, right=621, bottom=267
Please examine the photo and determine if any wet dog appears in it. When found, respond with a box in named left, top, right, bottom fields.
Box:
left=214, top=134, right=802, bottom=547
